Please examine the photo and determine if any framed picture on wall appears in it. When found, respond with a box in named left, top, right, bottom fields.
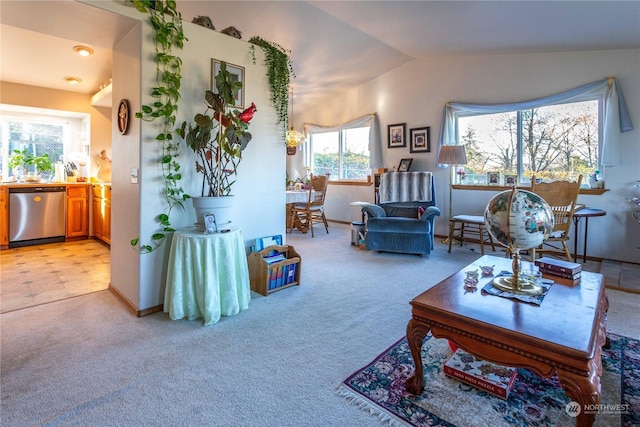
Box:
left=409, top=127, right=430, bottom=153
left=388, top=123, right=406, bottom=148
left=211, top=59, right=245, bottom=109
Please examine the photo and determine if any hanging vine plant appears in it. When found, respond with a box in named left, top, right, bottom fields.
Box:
left=131, top=0, right=189, bottom=253
left=248, top=36, right=295, bottom=142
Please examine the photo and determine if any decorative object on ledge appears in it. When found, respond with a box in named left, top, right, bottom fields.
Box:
left=452, top=184, right=608, bottom=195
left=221, top=26, right=242, bottom=39
left=191, top=15, right=215, bottom=30
left=398, top=158, right=413, bottom=172
left=409, top=127, right=430, bottom=153
left=487, top=171, right=500, bottom=185
left=387, top=123, right=406, bottom=148
left=504, top=174, right=517, bottom=187
left=484, top=188, right=554, bottom=295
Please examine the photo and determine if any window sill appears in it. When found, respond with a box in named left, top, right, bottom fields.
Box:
left=328, top=180, right=372, bottom=187
left=451, top=184, right=608, bottom=195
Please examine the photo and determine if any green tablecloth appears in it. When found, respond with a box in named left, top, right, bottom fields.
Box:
left=164, top=227, right=250, bottom=325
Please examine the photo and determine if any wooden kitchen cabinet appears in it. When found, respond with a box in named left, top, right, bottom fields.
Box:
left=66, top=185, right=89, bottom=239
left=92, top=184, right=111, bottom=245
left=0, top=187, right=8, bottom=248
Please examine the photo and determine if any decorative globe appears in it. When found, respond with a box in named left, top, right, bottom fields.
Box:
left=484, top=188, right=555, bottom=295
left=484, top=188, right=554, bottom=252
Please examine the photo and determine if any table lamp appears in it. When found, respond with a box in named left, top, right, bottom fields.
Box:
left=437, top=145, right=468, bottom=222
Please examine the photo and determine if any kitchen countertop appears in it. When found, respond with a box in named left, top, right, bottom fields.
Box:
left=0, top=182, right=92, bottom=188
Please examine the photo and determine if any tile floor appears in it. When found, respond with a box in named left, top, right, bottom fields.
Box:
left=0, top=239, right=110, bottom=313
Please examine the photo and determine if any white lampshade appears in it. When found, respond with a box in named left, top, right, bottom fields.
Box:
left=437, top=145, right=467, bottom=165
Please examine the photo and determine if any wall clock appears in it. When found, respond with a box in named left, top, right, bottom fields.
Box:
left=118, top=99, right=130, bottom=135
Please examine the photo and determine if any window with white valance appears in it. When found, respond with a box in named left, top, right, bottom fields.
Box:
left=436, top=77, right=633, bottom=182
left=303, top=113, right=382, bottom=181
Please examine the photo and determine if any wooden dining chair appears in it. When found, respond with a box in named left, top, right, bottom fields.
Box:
left=288, top=174, right=329, bottom=237
left=529, top=175, right=583, bottom=261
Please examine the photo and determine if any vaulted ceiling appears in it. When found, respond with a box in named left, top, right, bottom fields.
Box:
left=1, top=1, right=639, bottom=112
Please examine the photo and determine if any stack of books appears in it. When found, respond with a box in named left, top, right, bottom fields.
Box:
left=444, top=349, right=518, bottom=399
left=534, top=256, right=581, bottom=284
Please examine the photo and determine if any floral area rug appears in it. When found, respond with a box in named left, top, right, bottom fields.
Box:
left=337, top=333, right=639, bottom=426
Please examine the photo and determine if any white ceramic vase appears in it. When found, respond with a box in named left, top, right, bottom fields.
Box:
left=192, top=196, right=234, bottom=229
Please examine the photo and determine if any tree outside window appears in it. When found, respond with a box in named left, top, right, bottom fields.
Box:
left=458, top=100, right=598, bottom=184
left=310, top=126, right=370, bottom=181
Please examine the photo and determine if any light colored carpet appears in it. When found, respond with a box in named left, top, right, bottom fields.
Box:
left=1, top=223, right=638, bottom=426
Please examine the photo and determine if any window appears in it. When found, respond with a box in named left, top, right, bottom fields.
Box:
left=3, top=121, right=65, bottom=173
left=0, top=105, right=90, bottom=179
left=458, top=100, right=599, bottom=184
left=439, top=78, right=634, bottom=185
left=308, top=126, right=370, bottom=181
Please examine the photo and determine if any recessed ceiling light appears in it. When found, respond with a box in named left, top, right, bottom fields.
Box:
left=64, top=76, right=82, bottom=85
left=73, top=45, right=94, bottom=57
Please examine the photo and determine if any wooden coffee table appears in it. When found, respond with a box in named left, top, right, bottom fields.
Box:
left=406, top=255, right=608, bottom=427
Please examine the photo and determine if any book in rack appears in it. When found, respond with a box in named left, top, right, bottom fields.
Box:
left=444, top=349, right=518, bottom=399
left=247, top=245, right=301, bottom=296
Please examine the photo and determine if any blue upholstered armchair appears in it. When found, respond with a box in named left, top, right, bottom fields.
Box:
left=361, top=172, right=440, bottom=255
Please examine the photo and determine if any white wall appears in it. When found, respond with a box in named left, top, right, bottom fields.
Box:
left=296, top=49, right=640, bottom=263
left=99, top=2, right=284, bottom=312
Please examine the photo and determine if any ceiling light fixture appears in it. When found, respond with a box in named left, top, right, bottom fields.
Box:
left=286, top=88, right=306, bottom=153
left=73, top=45, right=94, bottom=57
left=64, top=76, right=82, bottom=85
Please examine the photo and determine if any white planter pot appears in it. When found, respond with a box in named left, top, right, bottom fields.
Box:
left=192, top=196, right=234, bottom=228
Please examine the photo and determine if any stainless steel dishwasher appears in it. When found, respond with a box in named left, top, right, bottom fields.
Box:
left=9, top=186, right=66, bottom=248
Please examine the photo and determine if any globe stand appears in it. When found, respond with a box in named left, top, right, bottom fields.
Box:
left=492, top=249, right=544, bottom=296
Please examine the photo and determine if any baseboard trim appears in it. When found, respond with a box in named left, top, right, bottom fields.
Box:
left=108, top=285, right=163, bottom=317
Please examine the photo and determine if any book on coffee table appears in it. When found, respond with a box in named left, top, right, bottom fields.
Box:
left=534, top=257, right=581, bottom=275
left=444, top=349, right=518, bottom=399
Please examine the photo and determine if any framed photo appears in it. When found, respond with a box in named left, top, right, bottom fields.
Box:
left=409, top=127, right=430, bottom=153
left=211, top=59, right=245, bottom=109
left=203, top=213, right=217, bottom=234
left=388, top=123, right=406, bottom=148
left=504, top=174, right=518, bottom=186
left=398, top=158, right=413, bottom=172
left=487, top=171, right=501, bottom=185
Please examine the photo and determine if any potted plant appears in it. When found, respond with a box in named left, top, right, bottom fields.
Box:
left=177, top=61, right=257, bottom=226
left=8, top=149, right=54, bottom=181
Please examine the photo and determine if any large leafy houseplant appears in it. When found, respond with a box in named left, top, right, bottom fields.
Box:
left=178, top=62, right=257, bottom=197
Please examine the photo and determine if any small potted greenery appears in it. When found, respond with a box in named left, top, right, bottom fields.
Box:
left=8, top=149, right=54, bottom=182
left=177, top=61, right=257, bottom=226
